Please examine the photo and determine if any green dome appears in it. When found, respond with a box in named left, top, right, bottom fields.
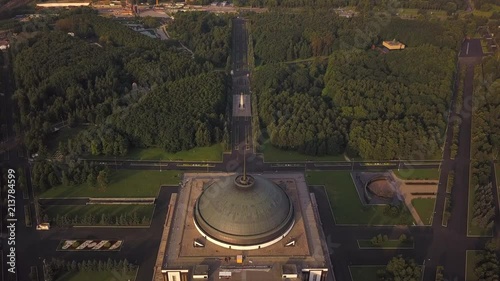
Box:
left=194, top=174, right=294, bottom=247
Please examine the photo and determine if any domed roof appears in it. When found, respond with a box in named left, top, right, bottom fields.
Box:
left=194, top=174, right=294, bottom=247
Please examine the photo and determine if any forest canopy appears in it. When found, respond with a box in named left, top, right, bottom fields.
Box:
left=251, top=12, right=461, bottom=159
left=168, top=12, right=232, bottom=68
left=254, top=46, right=456, bottom=159
left=249, top=11, right=465, bottom=65
left=232, top=0, right=465, bottom=11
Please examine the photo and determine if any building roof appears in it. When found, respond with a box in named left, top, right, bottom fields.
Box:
left=382, top=39, right=405, bottom=50
left=194, top=174, right=294, bottom=246
left=36, top=2, right=90, bottom=7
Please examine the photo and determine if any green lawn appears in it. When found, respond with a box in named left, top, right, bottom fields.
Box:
left=40, top=170, right=182, bottom=198
left=307, top=171, right=415, bottom=225
left=43, top=204, right=155, bottom=226
left=261, top=140, right=345, bottom=162
left=412, top=198, right=436, bottom=225
left=56, top=270, right=136, bottom=281
left=393, top=169, right=440, bottom=180
left=466, top=251, right=484, bottom=281
left=349, top=266, right=385, bottom=281
left=357, top=239, right=413, bottom=249
left=125, top=143, right=224, bottom=161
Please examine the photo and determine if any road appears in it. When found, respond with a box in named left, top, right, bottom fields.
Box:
left=231, top=17, right=252, bottom=159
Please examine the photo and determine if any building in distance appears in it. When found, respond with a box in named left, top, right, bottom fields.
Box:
left=36, top=2, right=90, bottom=8
left=383, top=39, right=405, bottom=50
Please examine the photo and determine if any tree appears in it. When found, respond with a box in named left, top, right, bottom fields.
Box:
left=399, top=234, right=407, bottom=243
left=379, top=255, right=422, bottom=281
left=87, top=172, right=97, bottom=188
left=97, top=170, right=108, bottom=190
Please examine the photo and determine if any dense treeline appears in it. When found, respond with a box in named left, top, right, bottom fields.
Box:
left=12, top=9, right=227, bottom=157
left=250, top=11, right=342, bottom=64
left=323, top=46, right=455, bottom=159
left=254, top=60, right=346, bottom=155
left=233, top=0, right=465, bottom=11
left=474, top=240, right=499, bottom=280
left=380, top=19, right=464, bottom=50
left=451, top=67, right=466, bottom=159
left=253, top=43, right=457, bottom=159
left=473, top=0, right=499, bottom=10
left=60, top=125, right=129, bottom=157
left=470, top=55, right=500, bottom=231
left=249, top=12, right=465, bottom=65
left=43, top=258, right=136, bottom=281
left=31, top=159, right=107, bottom=192
left=110, top=72, right=228, bottom=152
left=168, top=12, right=232, bottom=68
left=55, top=73, right=228, bottom=157
left=47, top=210, right=150, bottom=226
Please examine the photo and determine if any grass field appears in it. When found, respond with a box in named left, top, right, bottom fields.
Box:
left=466, top=250, right=484, bottom=281
left=260, top=140, right=345, bottom=162
left=43, top=204, right=155, bottom=226
left=126, top=143, right=224, bottom=161
left=357, top=239, right=413, bottom=249
left=307, top=171, right=415, bottom=225
left=393, top=169, right=440, bottom=180
left=349, top=266, right=385, bottom=281
left=56, top=270, right=136, bottom=281
left=40, top=170, right=181, bottom=198
left=412, top=198, right=436, bottom=225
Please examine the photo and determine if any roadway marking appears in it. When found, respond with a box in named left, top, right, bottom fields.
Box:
left=466, top=42, right=469, bottom=55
